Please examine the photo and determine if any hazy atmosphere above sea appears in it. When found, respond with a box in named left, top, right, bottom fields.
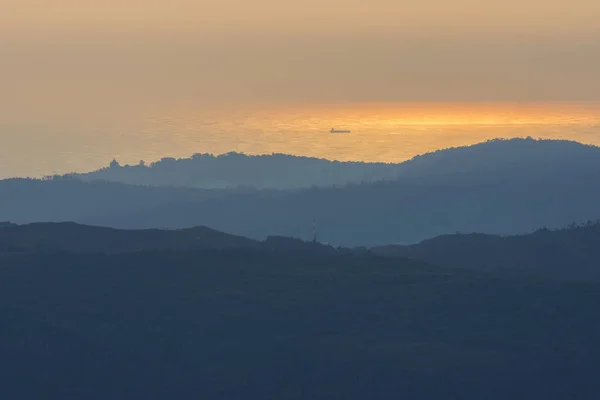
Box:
left=2, top=102, right=600, bottom=179
left=2, top=0, right=600, bottom=178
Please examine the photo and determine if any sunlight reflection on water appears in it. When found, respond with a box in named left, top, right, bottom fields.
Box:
left=2, top=102, right=600, bottom=178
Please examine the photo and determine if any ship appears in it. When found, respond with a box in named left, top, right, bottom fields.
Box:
left=330, top=128, right=351, bottom=134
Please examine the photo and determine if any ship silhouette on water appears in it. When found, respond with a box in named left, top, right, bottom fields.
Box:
left=330, top=128, right=351, bottom=134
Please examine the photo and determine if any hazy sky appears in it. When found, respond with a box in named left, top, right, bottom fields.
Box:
left=3, top=0, right=600, bottom=33
left=2, top=0, right=600, bottom=107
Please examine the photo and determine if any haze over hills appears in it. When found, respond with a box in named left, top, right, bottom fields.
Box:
left=4, top=138, right=600, bottom=245
left=66, top=152, right=404, bottom=189
left=64, top=138, right=600, bottom=189
left=109, top=172, right=600, bottom=246
left=0, top=178, right=280, bottom=224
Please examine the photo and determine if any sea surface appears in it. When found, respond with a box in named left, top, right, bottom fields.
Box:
left=1, top=102, right=600, bottom=179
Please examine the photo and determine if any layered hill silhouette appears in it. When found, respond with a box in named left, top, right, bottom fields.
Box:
left=5, top=138, right=600, bottom=399
left=4, top=138, right=600, bottom=245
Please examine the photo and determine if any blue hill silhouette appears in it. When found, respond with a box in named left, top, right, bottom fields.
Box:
left=4, top=138, right=600, bottom=245
left=65, top=137, right=600, bottom=189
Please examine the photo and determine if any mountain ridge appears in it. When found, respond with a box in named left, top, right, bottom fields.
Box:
left=373, top=221, right=600, bottom=280
left=4, top=138, right=600, bottom=245
left=63, top=137, right=600, bottom=189
left=4, top=221, right=600, bottom=281
left=0, top=222, right=339, bottom=255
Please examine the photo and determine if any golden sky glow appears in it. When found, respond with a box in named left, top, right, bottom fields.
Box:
left=2, top=0, right=600, bottom=105
left=256, top=103, right=600, bottom=126
left=3, top=0, right=600, bottom=35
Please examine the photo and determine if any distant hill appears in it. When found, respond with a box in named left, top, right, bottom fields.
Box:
left=0, top=177, right=281, bottom=224
left=66, top=152, right=404, bottom=189
left=64, top=138, right=600, bottom=189
left=100, top=139, right=600, bottom=245
left=4, top=138, right=600, bottom=245
left=373, top=222, right=600, bottom=281
left=391, top=136, right=600, bottom=180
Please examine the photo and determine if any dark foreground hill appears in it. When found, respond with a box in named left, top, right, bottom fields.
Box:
left=0, top=222, right=340, bottom=255
left=2, top=249, right=600, bottom=399
left=0, top=222, right=260, bottom=253
left=4, top=221, right=600, bottom=281
left=373, top=222, right=600, bottom=281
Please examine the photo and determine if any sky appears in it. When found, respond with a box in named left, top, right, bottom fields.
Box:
left=2, top=0, right=600, bottom=108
